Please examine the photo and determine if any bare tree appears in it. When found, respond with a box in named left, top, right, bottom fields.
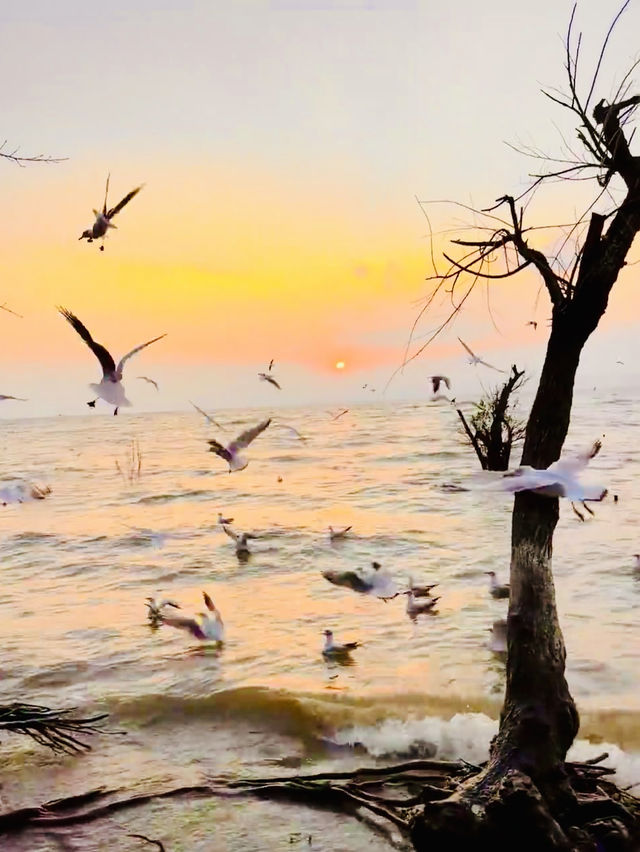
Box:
left=457, top=365, right=526, bottom=470
left=0, top=139, right=66, bottom=167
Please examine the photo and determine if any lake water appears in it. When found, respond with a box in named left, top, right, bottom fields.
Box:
left=2, top=393, right=639, bottom=850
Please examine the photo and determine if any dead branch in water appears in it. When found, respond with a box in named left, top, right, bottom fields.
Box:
left=0, top=703, right=108, bottom=754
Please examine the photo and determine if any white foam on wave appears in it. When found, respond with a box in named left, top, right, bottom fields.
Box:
left=334, top=712, right=640, bottom=787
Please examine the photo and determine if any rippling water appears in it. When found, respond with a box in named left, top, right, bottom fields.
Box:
left=2, top=395, right=639, bottom=850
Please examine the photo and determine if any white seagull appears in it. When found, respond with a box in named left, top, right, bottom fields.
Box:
left=0, top=394, right=27, bottom=401
left=493, top=439, right=608, bottom=520
left=145, top=596, right=180, bottom=626
left=58, top=307, right=166, bottom=415
left=485, top=571, right=510, bottom=599
left=258, top=359, right=281, bottom=390
left=160, top=591, right=224, bottom=642
left=322, top=629, right=361, bottom=659
left=322, top=561, right=397, bottom=599
left=403, top=589, right=440, bottom=618
left=79, top=174, right=144, bottom=250
left=328, top=525, right=352, bottom=541
left=207, top=418, right=271, bottom=472
left=408, top=577, right=439, bottom=598
left=0, top=480, right=51, bottom=505
left=458, top=337, right=505, bottom=373
left=222, top=524, right=256, bottom=555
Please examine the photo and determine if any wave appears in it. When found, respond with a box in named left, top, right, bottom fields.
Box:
left=136, top=489, right=213, bottom=504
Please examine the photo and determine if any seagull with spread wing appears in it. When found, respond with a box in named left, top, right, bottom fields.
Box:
left=137, top=376, right=159, bottom=391
left=190, top=400, right=223, bottom=429
left=428, top=375, right=450, bottom=394
left=207, top=418, right=271, bottom=472
left=58, top=307, right=166, bottom=415
left=79, top=174, right=144, bottom=250
left=222, top=524, right=256, bottom=555
left=458, top=338, right=505, bottom=373
left=160, top=591, right=224, bottom=642
left=258, top=359, right=281, bottom=390
left=0, top=394, right=27, bottom=401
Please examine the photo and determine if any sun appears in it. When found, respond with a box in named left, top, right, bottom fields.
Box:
left=335, top=360, right=346, bottom=370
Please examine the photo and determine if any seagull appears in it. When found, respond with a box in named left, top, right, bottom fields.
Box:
left=485, top=570, right=510, bottom=599
left=458, top=337, right=505, bottom=372
left=58, top=307, right=166, bottom=415
left=322, top=629, right=360, bottom=659
left=218, top=512, right=234, bottom=525
left=329, top=408, right=349, bottom=421
left=160, top=591, right=224, bottom=642
left=273, top=422, right=307, bottom=441
left=222, top=524, right=256, bottom=555
left=79, top=175, right=144, bottom=250
left=322, top=561, right=397, bottom=599
left=0, top=480, right=51, bottom=505
left=408, top=577, right=439, bottom=598
left=258, top=361, right=281, bottom=390
left=328, top=525, right=352, bottom=541
left=493, top=439, right=608, bottom=520
left=0, top=302, right=22, bottom=318
left=632, top=554, right=640, bottom=573
left=145, top=597, right=180, bottom=626
left=137, top=376, right=159, bottom=391
left=190, top=400, right=223, bottom=429
left=489, top=619, right=507, bottom=654
left=207, top=418, right=271, bottom=472
left=0, top=395, right=27, bottom=401
left=428, top=376, right=451, bottom=394
left=403, top=589, right=440, bottom=617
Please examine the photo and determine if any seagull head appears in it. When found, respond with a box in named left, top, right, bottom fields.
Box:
left=322, top=629, right=333, bottom=637
left=484, top=571, right=496, bottom=577
left=79, top=229, right=92, bottom=241
left=371, top=561, right=381, bottom=570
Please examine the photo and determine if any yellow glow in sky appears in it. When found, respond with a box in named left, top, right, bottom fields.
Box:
left=335, top=361, right=345, bottom=370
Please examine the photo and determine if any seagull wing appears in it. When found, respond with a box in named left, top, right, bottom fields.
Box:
left=259, top=373, right=281, bottom=389
left=229, top=419, right=271, bottom=453
left=221, top=524, right=239, bottom=541
left=457, top=337, right=476, bottom=359
left=58, top=307, right=117, bottom=378
left=550, top=440, right=602, bottom=475
left=202, top=591, right=216, bottom=611
left=477, top=358, right=505, bottom=373
left=107, top=184, right=144, bottom=219
left=269, top=359, right=274, bottom=371
left=0, top=395, right=27, bottom=401
left=116, top=334, right=166, bottom=377
left=161, top=615, right=206, bottom=640
left=137, top=376, right=159, bottom=390
left=190, top=401, right=222, bottom=429
left=207, top=439, right=233, bottom=463
left=101, top=173, right=110, bottom=215
left=0, top=303, right=22, bottom=318
left=498, top=467, right=561, bottom=493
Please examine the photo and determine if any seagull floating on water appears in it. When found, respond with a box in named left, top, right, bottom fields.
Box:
left=207, top=418, right=271, bottom=472
left=322, top=561, right=397, bottom=599
left=403, top=589, right=440, bottom=618
left=222, top=524, right=256, bottom=555
left=58, top=307, right=166, bottom=415
left=408, top=577, right=439, bottom=598
left=322, top=629, right=361, bottom=659
left=492, top=439, right=607, bottom=520
left=145, top=597, right=180, bottom=626
left=458, top=337, right=505, bottom=373
left=79, top=174, right=144, bottom=250
left=485, top=571, right=510, bottom=599
left=0, top=480, right=51, bottom=505
left=329, top=525, right=352, bottom=541
left=160, top=591, right=224, bottom=642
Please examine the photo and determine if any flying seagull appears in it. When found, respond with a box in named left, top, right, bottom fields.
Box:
left=329, top=408, right=349, bottom=421
left=492, top=439, right=608, bottom=520
left=322, top=629, right=360, bottom=659
left=79, top=174, right=144, bottom=250
left=485, top=571, right=510, bottom=599
left=258, top=360, right=281, bottom=390
left=218, top=512, right=234, bottom=525
left=0, top=302, right=22, bottom=318
left=58, top=306, right=166, bottom=415
left=428, top=375, right=450, bottom=394
left=190, top=400, right=223, bottom=429
left=137, top=376, right=159, bottom=391
left=322, top=561, right=397, bottom=599
left=160, top=591, right=224, bottom=642
left=207, top=418, right=271, bottom=472
left=458, top=337, right=505, bottom=373
left=0, top=395, right=27, bottom=401
left=328, top=525, right=352, bottom=541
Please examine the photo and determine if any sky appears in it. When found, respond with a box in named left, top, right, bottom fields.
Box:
left=1, top=0, right=639, bottom=418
